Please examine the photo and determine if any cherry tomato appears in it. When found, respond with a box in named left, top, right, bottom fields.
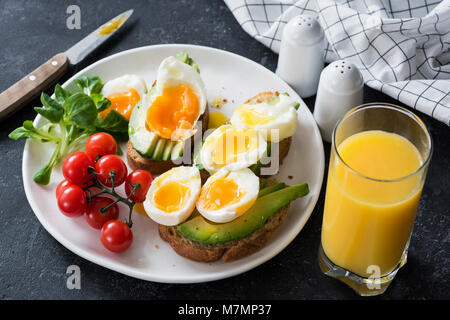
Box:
left=84, top=186, right=102, bottom=199
left=85, top=132, right=117, bottom=163
left=62, top=152, right=93, bottom=185
left=85, top=197, right=119, bottom=229
left=57, top=185, right=86, bottom=217
left=125, top=170, right=154, bottom=203
left=56, top=179, right=74, bottom=198
left=100, top=220, right=133, bottom=252
left=95, top=155, right=127, bottom=187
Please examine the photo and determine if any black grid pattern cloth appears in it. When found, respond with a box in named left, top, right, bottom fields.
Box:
left=225, top=0, right=450, bottom=125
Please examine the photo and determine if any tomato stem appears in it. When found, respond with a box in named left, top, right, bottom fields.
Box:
left=85, top=166, right=140, bottom=226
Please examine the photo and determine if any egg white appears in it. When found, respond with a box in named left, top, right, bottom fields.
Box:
left=196, top=168, right=259, bottom=223
left=143, top=166, right=201, bottom=226
left=230, top=94, right=299, bottom=142
left=200, top=124, right=267, bottom=174
left=101, top=74, right=147, bottom=98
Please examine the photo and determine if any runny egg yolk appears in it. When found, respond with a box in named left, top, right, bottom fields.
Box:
left=213, top=129, right=257, bottom=165
left=102, top=87, right=141, bottom=120
left=146, top=85, right=199, bottom=140
left=198, top=178, right=246, bottom=211
left=237, top=106, right=275, bottom=126
left=208, top=112, right=228, bottom=129
left=153, top=182, right=191, bottom=213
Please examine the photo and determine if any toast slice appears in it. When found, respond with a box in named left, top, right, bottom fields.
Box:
left=127, top=106, right=209, bottom=175
left=159, top=179, right=290, bottom=262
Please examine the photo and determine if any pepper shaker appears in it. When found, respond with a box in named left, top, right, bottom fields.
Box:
left=276, top=15, right=325, bottom=98
left=313, top=60, right=364, bottom=142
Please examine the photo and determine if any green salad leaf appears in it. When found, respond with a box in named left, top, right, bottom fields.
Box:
left=64, top=92, right=97, bottom=129
left=34, top=93, right=64, bottom=123
left=54, top=84, right=71, bottom=105
left=91, top=93, right=111, bottom=113
left=74, top=76, right=104, bottom=96
left=9, top=76, right=129, bottom=185
left=96, top=109, right=129, bottom=133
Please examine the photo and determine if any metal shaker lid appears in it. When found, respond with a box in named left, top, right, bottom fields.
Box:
left=282, top=15, right=324, bottom=46
left=319, top=60, right=364, bottom=95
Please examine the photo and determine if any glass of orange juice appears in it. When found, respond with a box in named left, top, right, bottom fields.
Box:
left=318, top=103, right=432, bottom=296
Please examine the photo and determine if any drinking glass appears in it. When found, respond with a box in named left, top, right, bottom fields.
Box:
left=318, top=103, right=432, bottom=296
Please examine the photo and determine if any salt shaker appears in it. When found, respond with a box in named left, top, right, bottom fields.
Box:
left=313, top=60, right=364, bottom=143
left=276, top=15, right=325, bottom=98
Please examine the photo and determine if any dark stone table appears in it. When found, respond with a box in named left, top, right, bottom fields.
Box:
left=1, top=0, right=449, bottom=300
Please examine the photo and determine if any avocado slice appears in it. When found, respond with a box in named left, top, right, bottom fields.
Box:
left=152, top=138, right=167, bottom=160
left=177, top=183, right=309, bottom=243
left=258, top=182, right=285, bottom=198
left=171, top=141, right=184, bottom=160
left=162, top=140, right=175, bottom=161
left=192, top=140, right=204, bottom=170
left=129, top=100, right=159, bottom=157
left=175, top=51, right=200, bottom=73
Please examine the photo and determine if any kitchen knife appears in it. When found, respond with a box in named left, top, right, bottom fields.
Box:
left=0, top=9, right=133, bottom=120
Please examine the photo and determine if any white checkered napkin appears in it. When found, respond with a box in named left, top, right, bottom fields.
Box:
left=224, top=0, right=450, bottom=126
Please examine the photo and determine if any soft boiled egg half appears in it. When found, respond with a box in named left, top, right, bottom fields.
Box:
left=230, top=93, right=299, bottom=142
left=200, top=124, right=267, bottom=174
left=196, top=168, right=259, bottom=223
left=145, top=56, right=207, bottom=141
left=101, top=74, right=147, bottom=120
left=144, top=166, right=201, bottom=226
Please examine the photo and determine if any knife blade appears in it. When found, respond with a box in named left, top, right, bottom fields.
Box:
left=65, top=9, right=133, bottom=65
left=0, top=9, right=134, bottom=120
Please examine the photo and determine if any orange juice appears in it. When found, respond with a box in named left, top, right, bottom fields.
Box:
left=322, top=130, right=424, bottom=277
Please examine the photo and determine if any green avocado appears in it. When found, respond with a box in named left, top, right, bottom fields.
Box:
left=152, top=138, right=166, bottom=160
left=175, top=51, right=200, bottom=73
left=177, top=183, right=309, bottom=244
left=257, top=182, right=285, bottom=197
left=171, top=141, right=184, bottom=160
left=162, top=140, right=175, bottom=161
left=128, top=99, right=159, bottom=157
left=192, top=140, right=204, bottom=170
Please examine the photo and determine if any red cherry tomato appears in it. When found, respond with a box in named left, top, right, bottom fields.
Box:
left=62, top=152, right=93, bottom=185
left=125, top=170, right=154, bottom=203
left=95, top=155, right=127, bottom=187
left=56, top=179, right=74, bottom=198
left=57, top=185, right=86, bottom=217
left=85, top=197, right=119, bottom=229
left=84, top=186, right=102, bottom=199
left=85, top=133, right=117, bottom=163
left=100, top=220, right=133, bottom=252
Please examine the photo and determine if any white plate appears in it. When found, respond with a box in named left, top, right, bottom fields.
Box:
left=22, top=44, right=324, bottom=283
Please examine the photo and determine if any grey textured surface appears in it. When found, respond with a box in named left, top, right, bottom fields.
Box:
left=0, top=0, right=449, bottom=300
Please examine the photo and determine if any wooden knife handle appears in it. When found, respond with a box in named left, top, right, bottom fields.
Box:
left=0, top=53, right=69, bottom=120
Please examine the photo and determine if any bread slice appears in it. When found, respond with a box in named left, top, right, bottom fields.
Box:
left=127, top=106, right=209, bottom=175
left=159, top=179, right=290, bottom=262
left=244, top=91, right=281, bottom=105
